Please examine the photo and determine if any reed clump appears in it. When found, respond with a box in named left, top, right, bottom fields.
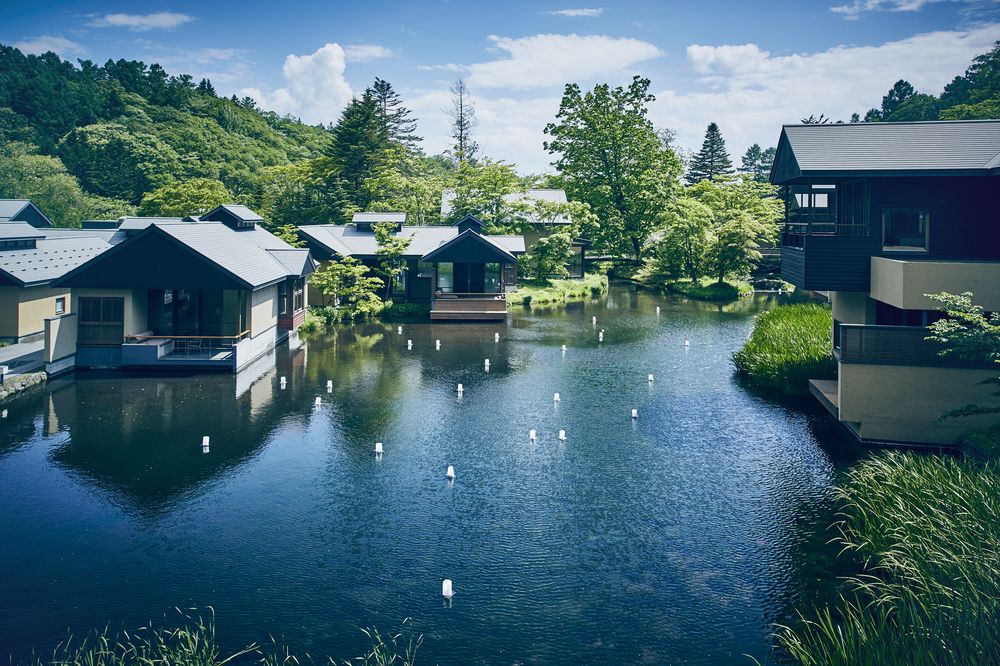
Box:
left=732, top=303, right=836, bottom=396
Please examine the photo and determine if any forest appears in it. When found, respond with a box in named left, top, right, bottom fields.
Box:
left=1, top=40, right=998, bottom=273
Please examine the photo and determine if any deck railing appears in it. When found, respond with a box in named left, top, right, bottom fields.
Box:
left=837, top=324, right=995, bottom=368
left=125, top=331, right=250, bottom=356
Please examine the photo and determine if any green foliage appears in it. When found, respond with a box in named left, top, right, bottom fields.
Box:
left=640, top=197, right=715, bottom=283
left=925, top=291, right=1000, bottom=419
left=446, top=160, right=531, bottom=230
left=732, top=304, right=836, bottom=396
left=137, top=178, right=232, bottom=217
left=255, top=161, right=328, bottom=227
left=544, top=76, right=683, bottom=261
left=776, top=452, right=1000, bottom=666
left=373, top=222, right=413, bottom=297
left=519, top=232, right=574, bottom=279
left=708, top=211, right=773, bottom=284
left=514, top=273, right=608, bottom=307
left=959, top=425, right=1000, bottom=463
left=666, top=277, right=751, bottom=301
left=308, top=257, right=385, bottom=321
left=739, top=144, right=776, bottom=182
left=380, top=302, right=431, bottom=321
left=363, top=146, right=445, bottom=225
left=686, top=122, right=734, bottom=184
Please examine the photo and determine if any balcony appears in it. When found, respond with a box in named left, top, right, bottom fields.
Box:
left=870, top=257, right=1000, bottom=311
left=121, top=332, right=249, bottom=369
left=836, top=324, right=995, bottom=369
left=781, top=230, right=877, bottom=292
left=430, top=293, right=508, bottom=321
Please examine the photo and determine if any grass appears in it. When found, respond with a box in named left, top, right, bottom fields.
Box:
left=732, top=303, right=836, bottom=397
left=959, top=424, right=1000, bottom=462
left=19, top=609, right=421, bottom=666
left=776, top=452, right=1000, bottom=666
left=666, top=277, right=753, bottom=301
left=512, top=273, right=608, bottom=307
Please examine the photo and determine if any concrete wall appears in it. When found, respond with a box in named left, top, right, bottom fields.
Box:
left=44, top=312, right=78, bottom=362
left=838, top=362, right=1000, bottom=445
left=831, top=291, right=875, bottom=325
left=871, top=257, right=1000, bottom=311
left=250, top=285, right=277, bottom=338
left=0, top=287, right=18, bottom=339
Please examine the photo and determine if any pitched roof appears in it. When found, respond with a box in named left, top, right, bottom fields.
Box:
left=0, top=221, right=45, bottom=240
left=772, top=120, right=1000, bottom=182
left=440, top=188, right=573, bottom=225
left=41, top=227, right=126, bottom=245
left=118, top=216, right=191, bottom=231
left=0, top=200, right=53, bottom=227
left=0, top=236, right=111, bottom=286
left=298, top=224, right=525, bottom=258
left=266, top=248, right=316, bottom=276
left=420, top=229, right=520, bottom=264
left=352, top=211, right=407, bottom=224
left=202, top=204, right=264, bottom=222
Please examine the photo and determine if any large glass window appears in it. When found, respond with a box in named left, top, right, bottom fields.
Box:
left=882, top=209, right=929, bottom=251
left=277, top=281, right=290, bottom=316
left=417, top=261, right=434, bottom=277
left=78, top=296, right=124, bottom=345
left=485, top=263, right=501, bottom=293
left=393, top=263, right=407, bottom=296
left=292, top=279, right=304, bottom=312
left=785, top=184, right=837, bottom=234
left=436, top=262, right=453, bottom=292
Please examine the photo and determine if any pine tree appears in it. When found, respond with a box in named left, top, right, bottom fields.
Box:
left=880, top=80, right=915, bottom=118
left=447, top=79, right=479, bottom=164
left=686, top=122, right=734, bottom=184
left=739, top=144, right=775, bottom=182
left=325, top=89, right=390, bottom=216
left=800, top=114, right=832, bottom=124
left=197, top=78, right=216, bottom=97
left=371, top=78, right=420, bottom=149
left=850, top=113, right=861, bottom=123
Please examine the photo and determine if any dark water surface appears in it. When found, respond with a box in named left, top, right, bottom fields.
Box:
left=0, top=286, right=857, bottom=665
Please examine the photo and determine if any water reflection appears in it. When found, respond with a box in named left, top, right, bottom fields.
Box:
left=0, top=286, right=854, bottom=665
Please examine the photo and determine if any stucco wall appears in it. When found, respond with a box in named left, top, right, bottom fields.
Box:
left=250, top=285, right=278, bottom=338
left=0, top=287, right=19, bottom=338
left=44, top=312, right=78, bottom=362
left=839, top=362, right=999, bottom=445
left=18, top=286, right=70, bottom=338
left=871, top=257, right=1000, bottom=311
left=830, top=291, right=875, bottom=325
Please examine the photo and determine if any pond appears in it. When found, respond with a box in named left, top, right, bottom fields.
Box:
left=0, top=285, right=858, bottom=665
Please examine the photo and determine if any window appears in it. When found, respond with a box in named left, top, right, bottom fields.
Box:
left=417, top=261, right=434, bottom=277
left=78, top=297, right=124, bottom=345
left=883, top=209, right=929, bottom=251
left=54, top=297, right=66, bottom=315
left=392, top=263, right=407, bottom=296
left=485, top=263, right=501, bottom=293
left=785, top=184, right=838, bottom=234
left=292, top=279, right=304, bottom=312
left=0, top=239, right=36, bottom=250
left=436, top=262, right=454, bottom=292
left=277, top=281, right=290, bottom=316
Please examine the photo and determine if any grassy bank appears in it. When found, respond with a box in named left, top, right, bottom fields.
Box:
left=666, top=277, right=753, bottom=301
left=732, top=303, right=836, bottom=396
left=16, top=611, right=420, bottom=666
left=777, top=452, right=1000, bottom=665
left=512, top=273, right=608, bottom=307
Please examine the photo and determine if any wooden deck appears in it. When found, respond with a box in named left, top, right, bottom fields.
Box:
left=808, top=379, right=839, bottom=418
left=430, top=296, right=508, bottom=322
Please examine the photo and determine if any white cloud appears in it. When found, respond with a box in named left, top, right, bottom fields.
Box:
left=343, top=44, right=394, bottom=62
left=241, top=43, right=353, bottom=125
left=829, top=0, right=987, bottom=20
left=13, top=35, right=87, bottom=57
left=88, top=12, right=194, bottom=31
left=417, top=63, right=467, bottom=72
left=467, top=33, right=663, bottom=89
left=543, top=8, right=604, bottom=17
left=650, top=25, right=1000, bottom=162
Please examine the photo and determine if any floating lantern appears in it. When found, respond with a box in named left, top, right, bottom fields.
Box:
left=375, top=442, right=383, bottom=455
left=554, top=392, right=560, bottom=402
left=529, top=429, right=537, bottom=441
left=201, top=436, right=210, bottom=454
left=631, top=409, right=638, bottom=419
left=326, top=380, right=333, bottom=392
left=558, top=429, right=567, bottom=441
left=457, top=383, right=464, bottom=393
left=598, top=332, right=604, bottom=342
left=442, top=579, right=454, bottom=599
left=592, top=316, right=597, bottom=325
left=446, top=465, right=456, bottom=480
left=561, top=344, right=567, bottom=352
left=656, top=306, right=661, bottom=314
left=407, top=339, right=412, bottom=350
left=280, top=375, right=287, bottom=386
left=484, top=359, right=490, bottom=371
left=397, top=326, right=403, bottom=334
left=436, top=339, right=441, bottom=350
left=648, top=374, right=654, bottom=383
left=495, top=332, right=500, bottom=342
left=1, top=409, right=6, bottom=419
left=684, top=340, right=690, bottom=347
left=314, top=397, right=322, bottom=407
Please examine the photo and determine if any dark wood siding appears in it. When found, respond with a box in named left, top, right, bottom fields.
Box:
left=782, top=235, right=877, bottom=291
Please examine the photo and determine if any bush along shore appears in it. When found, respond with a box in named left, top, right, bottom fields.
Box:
left=666, top=277, right=753, bottom=301
left=732, top=303, right=836, bottom=397
left=511, top=273, right=609, bottom=307
left=776, top=450, right=1000, bottom=665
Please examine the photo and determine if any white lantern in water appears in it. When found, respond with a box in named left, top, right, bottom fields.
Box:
left=442, top=579, right=454, bottom=598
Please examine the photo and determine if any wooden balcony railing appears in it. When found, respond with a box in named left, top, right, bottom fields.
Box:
left=837, top=324, right=995, bottom=369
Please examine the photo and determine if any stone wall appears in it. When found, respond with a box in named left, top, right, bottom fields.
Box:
left=0, top=371, right=47, bottom=403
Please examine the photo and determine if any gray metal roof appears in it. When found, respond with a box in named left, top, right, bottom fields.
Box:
left=0, top=200, right=31, bottom=219
left=202, top=204, right=264, bottom=222
left=298, top=224, right=525, bottom=257
left=352, top=211, right=407, bottom=224
left=440, top=188, right=572, bottom=225
left=155, top=222, right=309, bottom=288
left=118, top=216, right=190, bottom=231
left=0, top=236, right=112, bottom=286
left=41, top=227, right=126, bottom=245
left=779, top=120, right=1000, bottom=175
left=0, top=222, right=45, bottom=240
left=266, top=249, right=316, bottom=276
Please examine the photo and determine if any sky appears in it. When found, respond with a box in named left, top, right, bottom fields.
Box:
left=3, top=0, right=1000, bottom=172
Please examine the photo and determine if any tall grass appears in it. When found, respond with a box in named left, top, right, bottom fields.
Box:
left=21, top=609, right=420, bottom=666
left=776, top=452, right=1000, bottom=665
left=514, top=273, right=608, bottom=307
left=732, top=304, right=836, bottom=396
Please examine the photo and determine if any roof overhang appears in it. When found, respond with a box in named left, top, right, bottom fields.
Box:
left=421, top=229, right=519, bottom=264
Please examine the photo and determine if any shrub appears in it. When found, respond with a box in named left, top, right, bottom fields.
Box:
left=380, top=302, right=430, bottom=321
left=667, top=278, right=752, bottom=302
left=732, top=303, right=836, bottom=396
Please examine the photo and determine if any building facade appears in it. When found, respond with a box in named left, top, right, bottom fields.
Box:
left=773, top=120, right=1000, bottom=446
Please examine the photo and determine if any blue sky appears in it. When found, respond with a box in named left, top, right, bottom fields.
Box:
left=3, top=1, right=1000, bottom=171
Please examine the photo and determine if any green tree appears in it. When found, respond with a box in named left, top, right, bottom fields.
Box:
left=138, top=178, right=233, bottom=217
left=926, top=291, right=1000, bottom=419
left=373, top=222, right=413, bottom=298
left=739, top=144, right=776, bottom=182
left=447, top=79, right=479, bottom=164
left=363, top=147, right=445, bottom=226
left=686, top=122, right=734, bottom=184
left=446, top=160, right=532, bottom=232
left=646, top=197, right=715, bottom=283
left=58, top=122, right=178, bottom=202
left=708, top=211, right=774, bottom=284
left=544, top=76, right=682, bottom=261
left=308, top=256, right=384, bottom=318
left=519, top=232, right=574, bottom=279
left=257, top=161, right=329, bottom=227
left=880, top=79, right=916, bottom=118
left=371, top=78, right=420, bottom=149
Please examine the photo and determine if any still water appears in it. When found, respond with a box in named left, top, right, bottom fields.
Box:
left=0, top=286, right=857, bottom=665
